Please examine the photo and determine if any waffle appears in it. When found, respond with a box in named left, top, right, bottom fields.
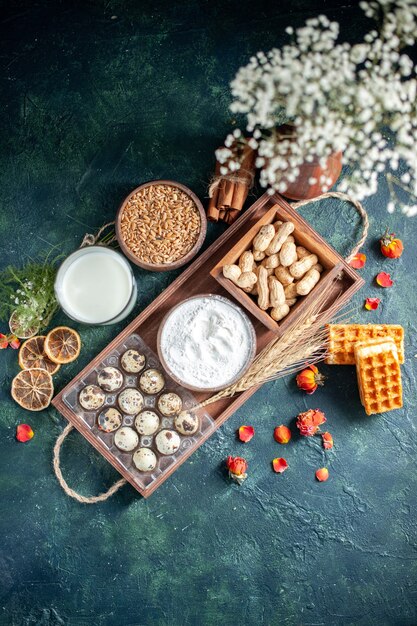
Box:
left=326, top=324, right=404, bottom=365
left=354, top=338, right=403, bottom=415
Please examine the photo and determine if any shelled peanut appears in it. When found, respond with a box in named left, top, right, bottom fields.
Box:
left=222, top=218, right=324, bottom=323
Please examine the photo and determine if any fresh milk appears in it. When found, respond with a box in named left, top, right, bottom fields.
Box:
left=56, top=248, right=135, bottom=324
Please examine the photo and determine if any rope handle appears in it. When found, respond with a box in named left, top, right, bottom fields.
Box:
left=53, top=191, right=368, bottom=503
left=291, top=191, right=369, bottom=263
left=53, top=423, right=126, bottom=504
left=80, top=221, right=117, bottom=248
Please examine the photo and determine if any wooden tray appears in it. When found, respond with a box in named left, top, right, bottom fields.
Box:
left=210, top=200, right=360, bottom=334
left=52, top=192, right=364, bottom=497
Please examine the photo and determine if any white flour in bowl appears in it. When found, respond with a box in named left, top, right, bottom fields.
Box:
left=159, top=295, right=255, bottom=390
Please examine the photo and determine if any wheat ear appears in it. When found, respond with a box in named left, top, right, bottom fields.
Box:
left=195, top=280, right=351, bottom=410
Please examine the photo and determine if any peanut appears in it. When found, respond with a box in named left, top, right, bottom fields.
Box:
left=286, top=297, right=297, bottom=307
left=279, top=241, right=297, bottom=267
left=274, top=266, right=294, bottom=286
left=223, top=264, right=241, bottom=284
left=253, top=224, right=275, bottom=252
left=289, top=254, right=318, bottom=279
left=286, top=235, right=295, bottom=244
left=239, top=250, right=254, bottom=273
left=262, top=253, right=280, bottom=269
left=270, top=304, right=290, bottom=321
left=273, top=220, right=283, bottom=230
left=236, top=271, right=257, bottom=290
left=312, top=263, right=323, bottom=272
left=284, top=282, right=299, bottom=299
left=265, top=221, right=295, bottom=255
left=248, top=266, right=260, bottom=295
left=257, top=266, right=269, bottom=310
left=266, top=268, right=274, bottom=276
left=253, top=249, right=266, bottom=262
left=296, top=268, right=321, bottom=296
left=296, top=246, right=310, bottom=259
left=268, top=276, right=285, bottom=307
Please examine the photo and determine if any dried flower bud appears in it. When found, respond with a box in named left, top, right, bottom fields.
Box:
left=296, top=364, right=325, bottom=394
left=380, top=230, right=403, bottom=258
left=226, top=456, right=248, bottom=485
left=296, top=409, right=326, bottom=437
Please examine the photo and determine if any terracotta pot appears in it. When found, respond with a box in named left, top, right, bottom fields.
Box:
left=275, top=124, right=343, bottom=201
left=281, top=151, right=343, bottom=201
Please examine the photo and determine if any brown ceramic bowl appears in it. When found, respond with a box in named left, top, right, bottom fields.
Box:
left=115, top=179, right=207, bottom=272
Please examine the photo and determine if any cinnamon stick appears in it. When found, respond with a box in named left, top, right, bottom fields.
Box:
left=218, top=179, right=235, bottom=209
left=230, top=145, right=256, bottom=211
left=207, top=161, right=221, bottom=222
left=207, top=189, right=220, bottom=222
left=224, top=209, right=240, bottom=225
left=206, top=142, right=256, bottom=225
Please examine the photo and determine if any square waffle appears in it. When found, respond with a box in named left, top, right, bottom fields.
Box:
left=326, top=324, right=404, bottom=365
left=354, top=338, right=403, bottom=415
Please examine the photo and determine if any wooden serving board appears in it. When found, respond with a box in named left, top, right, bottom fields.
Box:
left=52, top=192, right=364, bottom=497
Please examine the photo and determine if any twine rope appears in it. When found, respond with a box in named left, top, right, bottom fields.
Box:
left=80, top=221, right=116, bottom=248
left=291, top=191, right=369, bottom=263
left=53, top=191, right=368, bottom=503
left=53, top=221, right=120, bottom=502
left=53, top=423, right=126, bottom=504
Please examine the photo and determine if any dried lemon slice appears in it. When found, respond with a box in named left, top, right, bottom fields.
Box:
left=9, top=311, right=39, bottom=339
left=18, top=336, right=60, bottom=375
left=11, top=368, right=54, bottom=411
left=44, top=326, right=81, bottom=364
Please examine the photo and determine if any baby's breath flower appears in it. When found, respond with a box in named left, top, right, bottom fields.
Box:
left=219, top=0, right=417, bottom=214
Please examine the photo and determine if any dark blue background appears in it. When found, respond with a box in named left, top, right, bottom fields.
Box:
left=1, top=2, right=417, bottom=625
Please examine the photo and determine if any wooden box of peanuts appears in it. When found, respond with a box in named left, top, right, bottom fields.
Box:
left=211, top=199, right=363, bottom=335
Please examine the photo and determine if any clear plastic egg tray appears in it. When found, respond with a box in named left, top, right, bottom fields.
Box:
left=62, top=333, right=215, bottom=493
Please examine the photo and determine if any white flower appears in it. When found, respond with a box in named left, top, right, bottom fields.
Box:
left=221, top=0, right=417, bottom=214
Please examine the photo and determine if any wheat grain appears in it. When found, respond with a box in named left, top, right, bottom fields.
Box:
left=120, top=184, right=201, bottom=265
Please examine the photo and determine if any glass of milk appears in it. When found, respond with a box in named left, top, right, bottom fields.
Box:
left=55, top=246, right=137, bottom=325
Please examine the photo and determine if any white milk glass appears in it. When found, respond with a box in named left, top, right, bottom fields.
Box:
left=55, top=246, right=137, bottom=325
